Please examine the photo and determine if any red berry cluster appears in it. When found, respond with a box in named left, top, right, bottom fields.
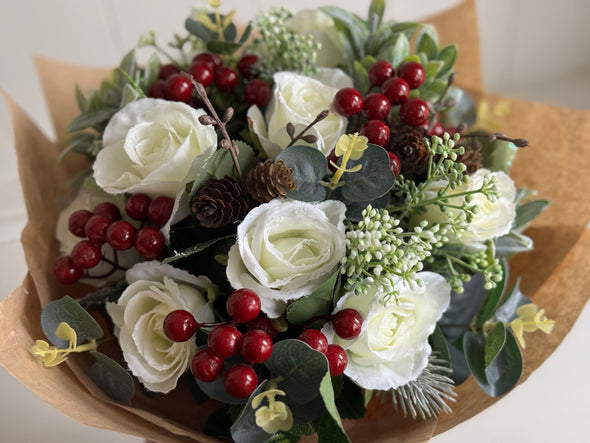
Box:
left=53, top=195, right=174, bottom=284
left=296, top=308, right=363, bottom=376
left=147, top=52, right=272, bottom=108
left=332, top=60, right=429, bottom=148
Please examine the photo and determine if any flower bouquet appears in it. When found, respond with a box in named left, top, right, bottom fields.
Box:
left=2, top=0, right=590, bottom=442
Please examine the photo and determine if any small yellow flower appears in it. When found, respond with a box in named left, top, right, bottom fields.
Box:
left=330, top=133, right=369, bottom=185
left=30, top=322, right=97, bottom=367
left=252, top=386, right=293, bottom=434
left=508, top=303, right=555, bottom=348
left=473, top=100, right=510, bottom=132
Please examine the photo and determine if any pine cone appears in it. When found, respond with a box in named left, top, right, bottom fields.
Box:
left=191, top=176, right=251, bottom=228
left=387, top=126, right=430, bottom=177
left=456, top=141, right=483, bottom=175
left=246, top=159, right=296, bottom=203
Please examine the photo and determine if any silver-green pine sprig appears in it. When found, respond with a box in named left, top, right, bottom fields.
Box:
left=341, top=206, right=449, bottom=301
left=251, top=7, right=320, bottom=79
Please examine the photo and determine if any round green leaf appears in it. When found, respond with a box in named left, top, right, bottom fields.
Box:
left=89, top=351, right=134, bottom=403
left=341, top=144, right=395, bottom=202
left=276, top=145, right=327, bottom=202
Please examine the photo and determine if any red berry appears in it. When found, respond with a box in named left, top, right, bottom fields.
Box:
left=208, top=324, right=242, bottom=358
left=93, top=202, right=120, bottom=221
left=326, top=344, right=348, bottom=376
left=362, top=92, right=391, bottom=120
left=400, top=98, right=429, bottom=127
left=398, top=61, right=426, bottom=90
left=214, top=67, right=239, bottom=92
left=71, top=240, right=102, bottom=269
left=369, top=60, right=395, bottom=86
left=84, top=215, right=112, bottom=245
left=134, top=227, right=165, bottom=259
left=333, top=87, right=363, bottom=117
left=360, top=120, right=390, bottom=146
left=298, top=329, right=329, bottom=354
left=226, top=289, right=261, bottom=323
left=188, top=62, right=214, bottom=87
left=158, top=63, right=180, bottom=80
left=68, top=209, right=93, bottom=237
left=125, top=194, right=151, bottom=221
left=246, top=315, right=279, bottom=340
left=327, top=148, right=339, bottom=173
left=239, top=329, right=273, bottom=364
left=331, top=309, right=363, bottom=339
left=53, top=256, right=83, bottom=284
left=148, top=79, right=167, bottom=99
left=165, top=74, right=194, bottom=102
left=381, top=77, right=410, bottom=105
left=192, top=53, right=222, bottom=71
left=224, top=364, right=258, bottom=398
left=387, top=152, right=402, bottom=177
left=163, top=309, right=197, bottom=342
left=106, top=220, right=137, bottom=250
left=244, top=79, right=272, bottom=107
left=237, top=54, right=260, bottom=79
left=147, top=196, right=174, bottom=227
left=191, top=348, right=223, bottom=382
left=428, top=122, right=445, bottom=137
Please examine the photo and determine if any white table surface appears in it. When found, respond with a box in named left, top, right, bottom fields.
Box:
left=1, top=0, right=589, bottom=442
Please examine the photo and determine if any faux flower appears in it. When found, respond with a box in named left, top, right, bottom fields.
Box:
left=247, top=70, right=351, bottom=159
left=93, top=98, right=217, bottom=198
left=226, top=199, right=346, bottom=318
left=417, top=168, right=516, bottom=248
left=252, top=386, right=293, bottom=434
left=508, top=303, right=555, bottom=348
left=285, top=9, right=346, bottom=68
left=322, top=272, right=451, bottom=390
left=31, top=322, right=97, bottom=367
left=106, top=262, right=214, bottom=393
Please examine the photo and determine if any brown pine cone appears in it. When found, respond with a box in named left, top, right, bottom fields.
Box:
left=191, top=176, right=251, bottom=228
left=246, top=159, right=296, bottom=203
left=386, top=126, right=430, bottom=177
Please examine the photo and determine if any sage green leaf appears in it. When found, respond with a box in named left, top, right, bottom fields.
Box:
left=89, top=351, right=134, bottom=403
left=320, top=6, right=368, bottom=60
left=429, top=325, right=451, bottom=369
left=423, top=60, right=444, bottom=83
left=114, top=50, right=137, bottom=88
left=442, top=88, right=476, bottom=127
left=61, top=133, right=97, bottom=159
left=365, top=24, right=391, bottom=55
left=388, top=22, right=423, bottom=40
left=484, top=323, right=506, bottom=368
left=207, top=40, right=242, bottom=55
left=390, top=33, right=411, bottom=68
left=317, top=373, right=350, bottom=443
left=120, top=83, right=140, bottom=108
left=196, top=354, right=255, bottom=404
left=286, top=272, right=338, bottom=325
left=513, top=199, right=550, bottom=232
left=494, top=279, right=531, bottom=323
left=480, top=139, right=518, bottom=172
left=276, top=145, right=327, bottom=202
left=416, top=26, right=438, bottom=60
left=238, top=22, right=253, bottom=44
left=230, top=381, right=272, bottom=443
left=41, top=296, right=103, bottom=348
left=142, top=53, right=161, bottom=92
left=474, top=260, right=507, bottom=327
left=483, top=330, right=522, bottom=395
left=67, top=107, right=117, bottom=133
left=98, top=80, right=122, bottom=108
left=86, top=89, right=103, bottom=112
left=495, top=231, right=534, bottom=256
left=341, top=144, right=395, bottom=202
left=352, top=60, right=370, bottom=93
left=437, top=44, right=457, bottom=77
left=419, top=79, right=447, bottom=102
left=368, top=0, right=385, bottom=30
left=75, top=85, right=87, bottom=112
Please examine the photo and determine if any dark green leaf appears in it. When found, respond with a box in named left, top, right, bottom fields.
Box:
left=230, top=381, right=272, bottom=443
left=463, top=331, right=487, bottom=386
left=264, top=433, right=300, bottom=443
left=205, top=405, right=233, bottom=439
left=60, top=133, right=97, bottom=159
left=89, top=351, right=134, bottom=403
left=483, top=330, right=522, bottom=396
left=163, top=234, right=236, bottom=264
left=437, top=44, right=457, bottom=77
left=341, top=192, right=390, bottom=222
left=99, top=80, right=122, bottom=108
left=484, top=322, right=506, bottom=368
left=513, top=200, right=550, bottom=232
left=41, top=296, right=103, bottom=348
left=186, top=15, right=236, bottom=42
left=335, top=376, right=365, bottom=419
left=480, top=139, right=518, bottom=172
left=429, top=326, right=452, bottom=369
left=238, top=22, right=253, bottom=44
left=390, top=33, right=411, bottom=68
left=67, top=107, right=117, bottom=133
left=76, top=281, right=127, bottom=307
left=474, top=261, right=507, bottom=327
left=416, top=26, right=438, bottom=60
left=494, top=280, right=531, bottom=323
left=207, top=40, right=242, bottom=55
left=341, top=144, right=395, bottom=202
left=75, top=85, right=87, bottom=112
left=197, top=354, right=257, bottom=405
left=288, top=422, right=316, bottom=436
left=286, top=272, right=338, bottom=325
left=276, top=145, right=327, bottom=202
left=317, top=372, right=350, bottom=442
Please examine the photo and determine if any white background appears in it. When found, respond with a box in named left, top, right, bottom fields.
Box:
left=1, top=0, right=589, bottom=442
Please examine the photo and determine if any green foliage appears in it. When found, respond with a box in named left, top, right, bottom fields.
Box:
left=230, top=382, right=274, bottom=443
left=89, top=351, right=134, bottom=403
left=474, top=260, right=507, bottom=327
left=484, top=323, right=506, bottom=368
left=286, top=272, right=339, bottom=325
left=41, top=296, right=103, bottom=349
left=334, top=376, right=365, bottom=419
left=276, top=145, right=328, bottom=202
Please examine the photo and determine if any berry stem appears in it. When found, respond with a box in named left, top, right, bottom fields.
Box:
left=460, top=132, right=528, bottom=147
left=285, top=109, right=330, bottom=148
left=428, top=73, right=455, bottom=131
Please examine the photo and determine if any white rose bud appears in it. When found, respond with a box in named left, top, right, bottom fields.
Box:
left=106, top=262, right=214, bottom=393
left=226, top=199, right=347, bottom=318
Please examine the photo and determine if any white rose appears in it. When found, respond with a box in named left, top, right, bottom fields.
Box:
left=322, top=272, right=451, bottom=390
left=94, top=98, right=217, bottom=198
left=418, top=168, right=516, bottom=248
left=286, top=10, right=346, bottom=68
left=247, top=70, right=351, bottom=160
left=106, top=262, right=214, bottom=393
left=55, top=176, right=142, bottom=286
left=227, top=199, right=346, bottom=318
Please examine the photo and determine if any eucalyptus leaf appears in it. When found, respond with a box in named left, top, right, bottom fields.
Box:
left=230, top=381, right=272, bottom=443
left=341, top=144, right=395, bottom=202
left=197, top=354, right=259, bottom=405
left=89, top=351, right=134, bottom=403
left=341, top=192, right=390, bottom=222
left=416, top=26, right=438, bottom=60
left=67, top=107, right=117, bottom=133
left=482, top=330, right=522, bottom=396
left=286, top=272, right=338, bottom=325
left=276, top=145, right=327, bottom=202
left=207, top=40, right=242, bottom=55
left=480, top=139, right=518, bottom=172
left=474, top=260, right=507, bottom=327
left=41, top=296, right=103, bottom=348
left=513, top=199, right=550, bottom=232
left=484, top=322, right=506, bottom=368
left=437, top=44, right=457, bottom=77
left=494, top=279, right=531, bottom=323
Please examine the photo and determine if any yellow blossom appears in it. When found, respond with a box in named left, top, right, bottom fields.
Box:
left=30, top=322, right=97, bottom=367
left=252, top=386, right=293, bottom=434
left=330, top=133, right=369, bottom=185
left=508, top=303, right=555, bottom=348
